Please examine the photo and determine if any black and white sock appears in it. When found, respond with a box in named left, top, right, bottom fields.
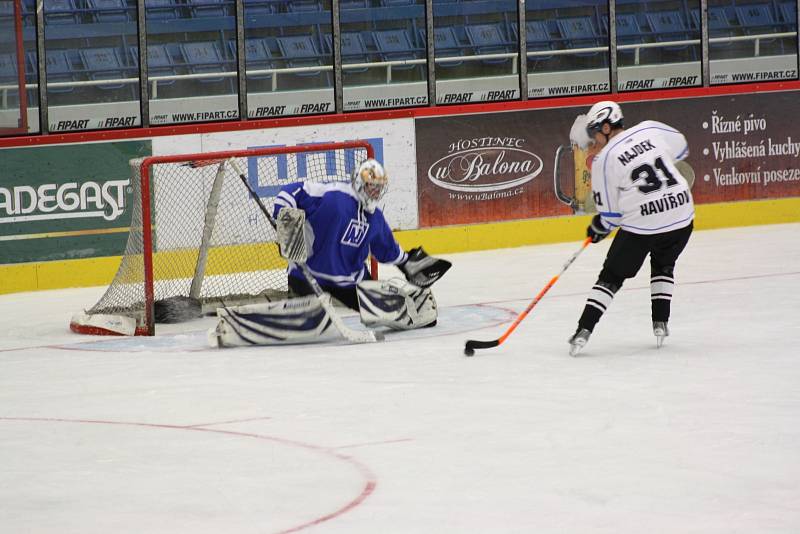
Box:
left=651, top=273, right=674, bottom=323
left=578, top=281, right=619, bottom=332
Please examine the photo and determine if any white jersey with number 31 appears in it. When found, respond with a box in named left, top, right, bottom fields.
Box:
left=591, top=120, right=695, bottom=235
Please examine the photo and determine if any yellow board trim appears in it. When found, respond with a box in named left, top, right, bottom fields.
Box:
left=394, top=197, right=800, bottom=254
left=1, top=197, right=798, bottom=295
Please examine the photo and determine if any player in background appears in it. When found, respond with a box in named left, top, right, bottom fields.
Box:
left=272, top=158, right=451, bottom=330
left=568, top=101, right=695, bottom=356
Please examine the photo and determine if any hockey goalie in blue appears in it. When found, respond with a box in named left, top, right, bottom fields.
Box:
left=211, top=159, right=452, bottom=347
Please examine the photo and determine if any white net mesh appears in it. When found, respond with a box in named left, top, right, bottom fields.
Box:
left=81, top=143, right=370, bottom=334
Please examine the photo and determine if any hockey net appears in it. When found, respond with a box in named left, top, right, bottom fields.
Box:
left=70, top=141, right=375, bottom=336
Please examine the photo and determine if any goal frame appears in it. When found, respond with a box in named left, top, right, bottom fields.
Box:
left=74, top=140, right=376, bottom=336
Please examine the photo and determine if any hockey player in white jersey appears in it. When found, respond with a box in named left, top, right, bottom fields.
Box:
left=568, top=101, right=695, bottom=356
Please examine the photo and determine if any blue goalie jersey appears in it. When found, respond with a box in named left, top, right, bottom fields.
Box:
left=273, top=181, right=406, bottom=288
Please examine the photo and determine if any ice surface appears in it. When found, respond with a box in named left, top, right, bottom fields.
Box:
left=1, top=223, right=799, bottom=533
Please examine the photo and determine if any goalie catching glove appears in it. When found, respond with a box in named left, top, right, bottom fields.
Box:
left=399, top=247, right=451, bottom=288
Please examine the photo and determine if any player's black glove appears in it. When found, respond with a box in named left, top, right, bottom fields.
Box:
left=399, top=247, right=452, bottom=288
left=587, top=214, right=611, bottom=243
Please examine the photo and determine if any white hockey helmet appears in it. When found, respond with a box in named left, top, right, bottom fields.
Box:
left=352, top=158, right=388, bottom=212
left=586, top=100, right=624, bottom=137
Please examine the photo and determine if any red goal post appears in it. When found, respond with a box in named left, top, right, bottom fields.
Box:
left=70, top=140, right=378, bottom=336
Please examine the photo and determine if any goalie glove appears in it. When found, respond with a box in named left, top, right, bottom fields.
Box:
left=276, top=207, right=309, bottom=262
left=569, top=113, right=594, bottom=150
left=399, top=247, right=452, bottom=288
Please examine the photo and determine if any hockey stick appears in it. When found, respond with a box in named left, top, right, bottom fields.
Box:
left=226, top=158, right=383, bottom=344
left=464, top=237, right=592, bottom=356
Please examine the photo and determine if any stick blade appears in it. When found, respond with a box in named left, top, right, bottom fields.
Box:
left=464, top=338, right=499, bottom=356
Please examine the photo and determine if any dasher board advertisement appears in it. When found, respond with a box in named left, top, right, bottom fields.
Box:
left=0, top=141, right=150, bottom=264
left=415, top=90, right=800, bottom=227
left=151, top=118, right=418, bottom=231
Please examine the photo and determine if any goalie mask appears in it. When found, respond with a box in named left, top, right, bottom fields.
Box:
left=352, top=159, right=388, bottom=212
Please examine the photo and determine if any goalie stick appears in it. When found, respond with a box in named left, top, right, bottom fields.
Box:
left=464, top=237, right=592, bottom=356
left=226, top=158, right=383, bottom=344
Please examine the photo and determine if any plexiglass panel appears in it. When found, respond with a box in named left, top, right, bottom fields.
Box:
left=0, top=0, right=38, bottom=135
left=434, top=0, right=520, bottom=105
left=340, top=0, right=428, bottom=112
left=43, top=0, right=141, bottom=132
left=244, top=0, right=334, bottom=119
left=525, top=0, right=610, bottom=98
left=616, top=0, right=702, bottom=92
left=145, top=0, right=238, bottom=125
left=708, top=0, right=798, bottom=85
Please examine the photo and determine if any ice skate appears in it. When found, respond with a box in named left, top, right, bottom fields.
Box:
left=568, top=328, right=591, bottom=357
left=653, top=321, right=669, bottom=348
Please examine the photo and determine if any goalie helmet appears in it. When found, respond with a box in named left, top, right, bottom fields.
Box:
left=585, top=100, right=624, bottom=137
left=352, top=158, right=388, bottom=212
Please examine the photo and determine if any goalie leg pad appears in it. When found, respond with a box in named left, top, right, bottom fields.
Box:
left=356, top=278, right=437, bottom=330
left=210, top=295, right=335, bottom=347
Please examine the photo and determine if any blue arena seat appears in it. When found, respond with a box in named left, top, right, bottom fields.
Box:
left=80, top=47, right=130, bottom=91
left=146, top=0, right=182, bottom=20
left=428, top=26, right=464, bottom=68
left=649, top=10, right=691, bottom=35
left=614, top=13, right=647, bottom=61
left=230, top=38, right=273, bottom=80
left=0, top=2, right=14, bottom=18
left=511, top=20, right=555, bottom=65
left=780, top=2, right=797, bottom=27
left=131, top=43, right=178, bottom=86
left=735, top=3, right=781, bottom=32
left=341, top=0, right=369, bottom=8
left=644, top=10, right=694, bottom=56
left=736, top=3, right=785, bottom=53
left=556, top=16, right=602, bottom=54
left=373, top=28, right=421, bottom=71
left=87, top=0, right=133, bottom=23
left=186, top=0, right=230, bottom=18
left=330, top=31, right=370, bottom=73
left=42, top=49, right=78, bottom=93
left=243, top=0, right=275, bottom=17
left=691, top=7, right=735, bottom=32
left=616, top=13, right=645, bottom=43
left=0, top=54, right=17, bottom=83
left=287, top=1, right=322, bottom=12
left=464, top=23, right=512, bottom=65
left=179, top=41, right=229, bottom=84
left=0, top=54, right=25, bottom=107
left=45, top=0, right=80, bottom=25
left=276, top=35, right=326, bottom=79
